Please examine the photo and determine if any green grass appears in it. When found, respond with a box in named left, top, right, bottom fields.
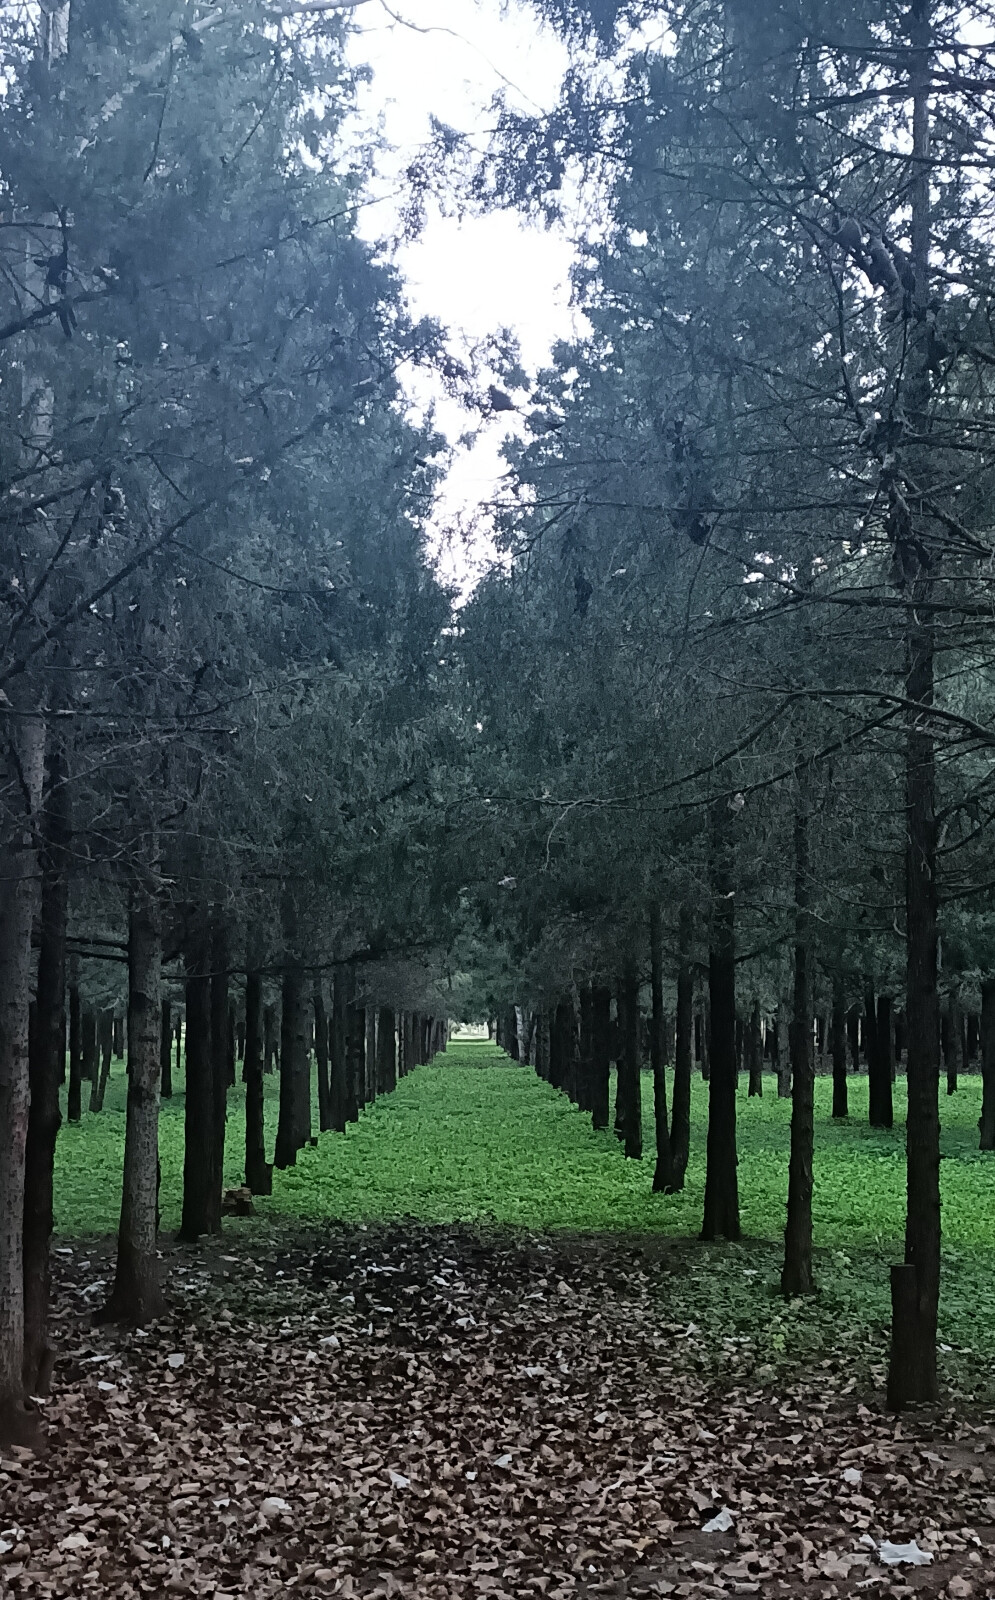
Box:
left=55, top=1041, right=992, bottom=1246
left=53, top=1042, right=995, bottom=1394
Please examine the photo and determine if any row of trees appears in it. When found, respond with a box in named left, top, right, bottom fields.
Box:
left=437, top=0, right=995, bottom=1411
left=0, top=0, right=467, bottom=1447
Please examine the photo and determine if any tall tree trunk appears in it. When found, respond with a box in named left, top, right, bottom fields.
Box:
left=160, top=999, right=173, bottom=1099
left=179, top=913, right=214, bottom=1242
left=888, top=0, right=941, bottom=1409
left=980, top=979, right=995, bottom=1152
left=650, top=905, right=674, bottom=1190
left=66, top=972, right=82, bottom=1126
left=243, top=953, right=271, bottom=1195
left=584, top=985, right=606, bottom=1127
left=783, top=779, right=815, bottom=1295
left=670, top=906, right=693, bottom=1190
left=872, top=995, right=895, bottom=1129
left=0, top=717, right=45, bottom=1446
left=365, top=1008, right=378, bottom=1104
left=329, top=973, right=348, bottom=1129
left=113, top=1013, right=124, bottom=1061
left=618, top=961, right=642, bottom=1157
left=23, top=728, right=68, bottom=1401
left=263, top=1003, right=278, bottom=1074
left=97, top=1011, right=113, bottom=1099
left=103, top=872, right=164, bottom=1324
left=208, top=914, right=229, bottom=1229
left=831, top=977, right=848, bottom=1119
left=88, top=1011, right=111, bottom=1113
left=345, top=985, right=364, bottom=1123
left=82, top=1012, right=98, bottom=1110
left=747, top=998, right=763, bottom=1097
left=702, top=803, right=740, bottom=1241
left=275, top=962, right=309, bottom=1168
left=377, top=1007, right=396, bottom=1094
left=578, top=985, right=593, bottom=1112
left=775, top=1001, right=791, bottom=1097
left=942, top=992, right=958, bottom=1095
left=314, top=974, right=331, bottom=1132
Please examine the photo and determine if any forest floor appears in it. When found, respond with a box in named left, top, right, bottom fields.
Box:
left=3, top=1045, right=994, bottom=1599
left=1, top=1223, right=994, bottom=1600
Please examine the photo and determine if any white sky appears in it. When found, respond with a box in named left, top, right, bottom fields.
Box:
left=345, top=0, right=580, bottom=587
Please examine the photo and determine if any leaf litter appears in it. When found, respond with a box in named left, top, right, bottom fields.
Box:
left=0, top=1223, right=993, bottom=1600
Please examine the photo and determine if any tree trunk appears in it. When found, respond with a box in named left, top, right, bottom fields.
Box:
left=578, top=985, right=593, bottom=1113
left=329, top=973, right=348, bottom=1129
left=365, top=1007, right=378, bottom=1104
left=980, top=979, right=995, bottom=1151
left=942, top=992, right=958, bottom=1095
left=747, top=998, right=763, bottom=1097
left=670, top=906, right=693, bottom=1190
left=345, top=986, right=364, bottom=1123
left=888, top=3, right=940, bottom=1409
left=0, top=717, right=44, bottom=1446
left=314, top=974, right=331, bottom=1132
left=160, top=1000, right=173, bottom=1099
left=112, top=1014, right=124, bottom=1061
left=88, top=1011, right=112, bottom=1113
left=243, top=956, right=271, bottom=1195
left=179, top=914, right=214, bottom=1242
left=263, top=1002, right=278, bottom=1074
left=618, top=959, right=642, bottom=1158
left=702, top=803, right=740, bottom=1241
left=871, top=995, right=895, bottom=1129
left=103, top=872, right=164, bottom=1324
left=650, top=905, right=674, bottom=1190
left=22, top=728, right=69, bottom=1401
left=831, top=978, right=848, bottom=1119
left=377, top=1007, right=397, bottom=1094
left=275, top=964, right=309, bottom=1168
left=783, top=780, right=815, bottom=1295
left=208, top=914, right=229, bottom=1229
left=82, top=1012, right=98, bottom=1110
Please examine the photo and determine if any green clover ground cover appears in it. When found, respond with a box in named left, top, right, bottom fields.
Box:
left=53, top=1041, right=995, bottom=1395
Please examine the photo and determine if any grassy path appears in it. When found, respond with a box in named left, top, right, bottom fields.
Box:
left=48, top=1039, right=995, bottom=1393
left=56, top=1039, right=994, bottom=1248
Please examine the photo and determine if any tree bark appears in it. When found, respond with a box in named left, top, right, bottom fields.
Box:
left=179, top=913, right=214, bottom=1242
left=263, top=1002, right=278, bottom=1074
left=22, top=728, right=69, bottom=1401
left=345, top=985, right=364, bottom=1123
left=650, top=904, right=674, bottom=1190
left=244, top=954, right=271, bottom=1195
left=103, top=872, right=165, bottom=1324
left=618, top=962, right=642, bottom=1158
left=208, top=914, right=229, bottom=1228
left=888, top=0, right=941, bottom=1409
left=702, top=803, right=740, bottom=1241
left=831, top=978, right=848, bottom=1119
left=82, top=1012, right=98, bottom=1110
left=275, top=963, right=310, bottom=1167
left=747, top=998, right=763, bottom=1097
left=980, top=979, right=995, bottom=1151
left=329, top=973, right=348, bottom=1129
left=871, top=995, right=895, bottom=1129
left=160, top=999, right=173, bottom=1099
left=314, top=973, right=331, bottom=1132
left=0, top=716, right=45, bottom=1446
left=783, top=779, right=815, bottom=1295
left=670, top=906, right=693, bottom=1190
left=365, top=1007, right=377, bottom=1104
left=377, top=1007, right=397, bottom=1094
